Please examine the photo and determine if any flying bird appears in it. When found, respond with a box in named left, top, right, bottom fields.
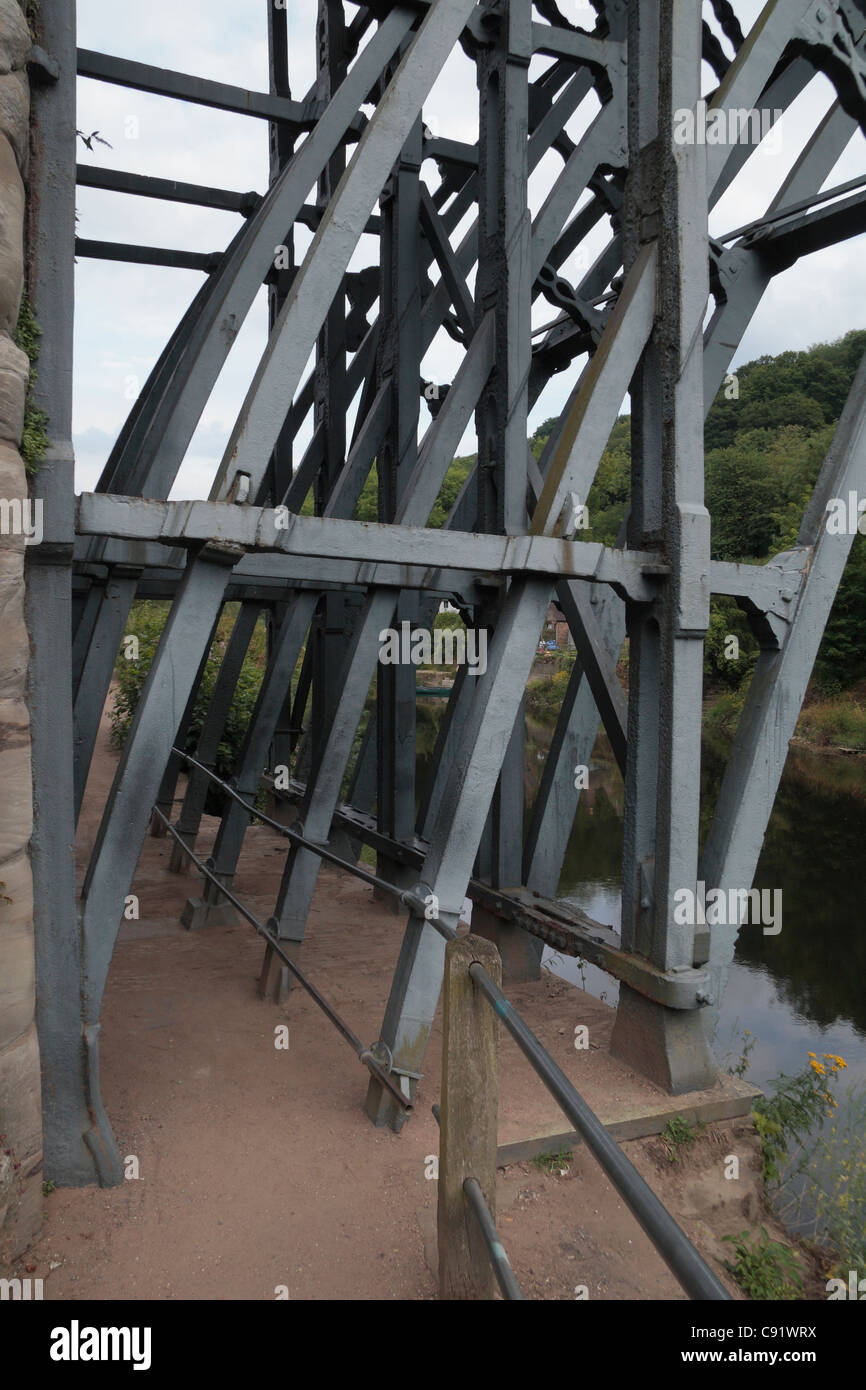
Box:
left=76, top=129, right=113, bottom=151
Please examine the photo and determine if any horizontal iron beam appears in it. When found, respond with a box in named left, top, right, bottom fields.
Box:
left=75, top=238, right=221, bottom=272
left=530, top=21, right=623, bottom=74
left=468, top=884, right=711, bottom=1011
left=71, top=540, right=489, bottom=603
left=74, top=177, right=380, bottom=240
left=265, top=784, right=711, bottom=1011
left=76, top=163, right=261, bottom=215
left=718, top=170, right=866, bottom=244
left=75, top=494, right=667, bottom=599
left=77, top=47, right=317, bottom=127
left=754, top=187, right=866, bottom=265
left=73, top=503, right=804, bottom=620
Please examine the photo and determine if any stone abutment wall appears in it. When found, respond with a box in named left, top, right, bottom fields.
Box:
left=0, top=0, right=42, bottom=1266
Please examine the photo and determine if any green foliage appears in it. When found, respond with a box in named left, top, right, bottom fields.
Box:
left=428, top=455, right=474, bottom=528
left=704, top=598, right=759, bottom=689
left=110, top=603, right=267, bottom=808
left=751, top=1052, right=846, bottom=1188
left=796, top=694, right=866, bottom=750
left=661, top=1114, right=701, bottom=1163
left=737, top=390, right=826, bottom=436
left=14, top=293, right=50, bottom=476
left=813, top=534, right=866, bottom=692
left=433, top=607, right=465, bottom=631
left=724, top=1026, right=758, bottom=1080
left=358, top=842, right=377, bottom=869
left=531, top=1147, right=573, bottom=1173
left=526, top=667, right=570, bottom=719
left=751, top=1053, right=866, bottom=1273
left=585, top=415, right=631, bottom=546
left=722, top=1227, right=804, bottom=1300
left=531, top=414, right=630, bottom=548
left=529, top=417, right=555, bottom=460
left=354, top=466, right=377, bottom=521
left=704, top=687, right=747, bottom=736
left=797, top=1084, right=866, bottom=1276
left=110, top=602, right=168, bottom=748
left=705, top=332, right=866, bottom=450
left=705, top=434, right=780, bottom=560
left=540, top=334, right=866, bottom=696
left=353, top=456, right=474, bottom=527
left=704, top=425, right=833, bottom=563
left=702, top=332, right=866, bottom=689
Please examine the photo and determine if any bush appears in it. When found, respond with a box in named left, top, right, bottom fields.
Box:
left=796, top=697, right=866, bottom=751
left=526, top=668, right=571, bottom=720
left=111, top=602, right=268, bottom=810
left=723, top=1227, right=804, bottom=1301
left=110, top=602, right=171, bottom=748
left=751, top=1052, right=865, bottom=1278
left=704, top=687, right=747, bottom=736
left=704, top=598, right=759, bottom=690
left=752, top=1052, right=846, bottom=1188
left=433, top=608, right=466, bottom=632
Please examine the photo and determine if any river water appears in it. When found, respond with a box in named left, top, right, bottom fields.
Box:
left=418, top=701, right=866, bottom=1097
left=524, top=720, right=866, bottom=1103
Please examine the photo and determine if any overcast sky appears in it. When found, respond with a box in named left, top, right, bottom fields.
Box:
left=72, top=0, right=866, bottom=499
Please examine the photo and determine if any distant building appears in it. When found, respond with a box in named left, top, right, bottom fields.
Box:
left=544, top=601, right=574, bottom=649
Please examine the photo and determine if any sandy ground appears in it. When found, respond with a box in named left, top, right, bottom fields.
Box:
left=13, top=698, right=808, bottom=1301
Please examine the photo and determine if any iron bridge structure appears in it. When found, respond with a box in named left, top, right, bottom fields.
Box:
left=26, top=0, right=866, bottom=1187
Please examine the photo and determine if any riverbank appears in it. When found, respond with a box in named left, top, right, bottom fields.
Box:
left=704, top=682, right=866, bottom=755
left=523, top=651, right=866, bottom=758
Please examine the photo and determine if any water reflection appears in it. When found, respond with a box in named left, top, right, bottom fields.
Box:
left=419, top=704, right=866, bottom=1091
left=546, top=727, right=866, bottom=1095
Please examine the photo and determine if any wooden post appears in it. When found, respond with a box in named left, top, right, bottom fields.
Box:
left=438, top=933, right=501, bottom=1299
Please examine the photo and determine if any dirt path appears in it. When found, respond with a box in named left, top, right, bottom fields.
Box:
left=15, top=696, right=801, bottom=1300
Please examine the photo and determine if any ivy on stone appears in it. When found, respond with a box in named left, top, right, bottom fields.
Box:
left=13, top=292, right=49, bottom=475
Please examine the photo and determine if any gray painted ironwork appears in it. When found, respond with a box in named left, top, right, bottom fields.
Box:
left=28, top=0, right=866, bottom=1181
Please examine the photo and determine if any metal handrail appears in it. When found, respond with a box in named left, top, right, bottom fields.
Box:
left=432, top=1104, right=524, bottom=1300
left=463, top=1178, right=524, bottom=1301
left=150, top=804, right=411, bottom=1113
left=467, top=963, right=730, bottom=1301
left=171, top=748, right=431, bottom=917
left=170, top=749, right=728, bottom=1299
